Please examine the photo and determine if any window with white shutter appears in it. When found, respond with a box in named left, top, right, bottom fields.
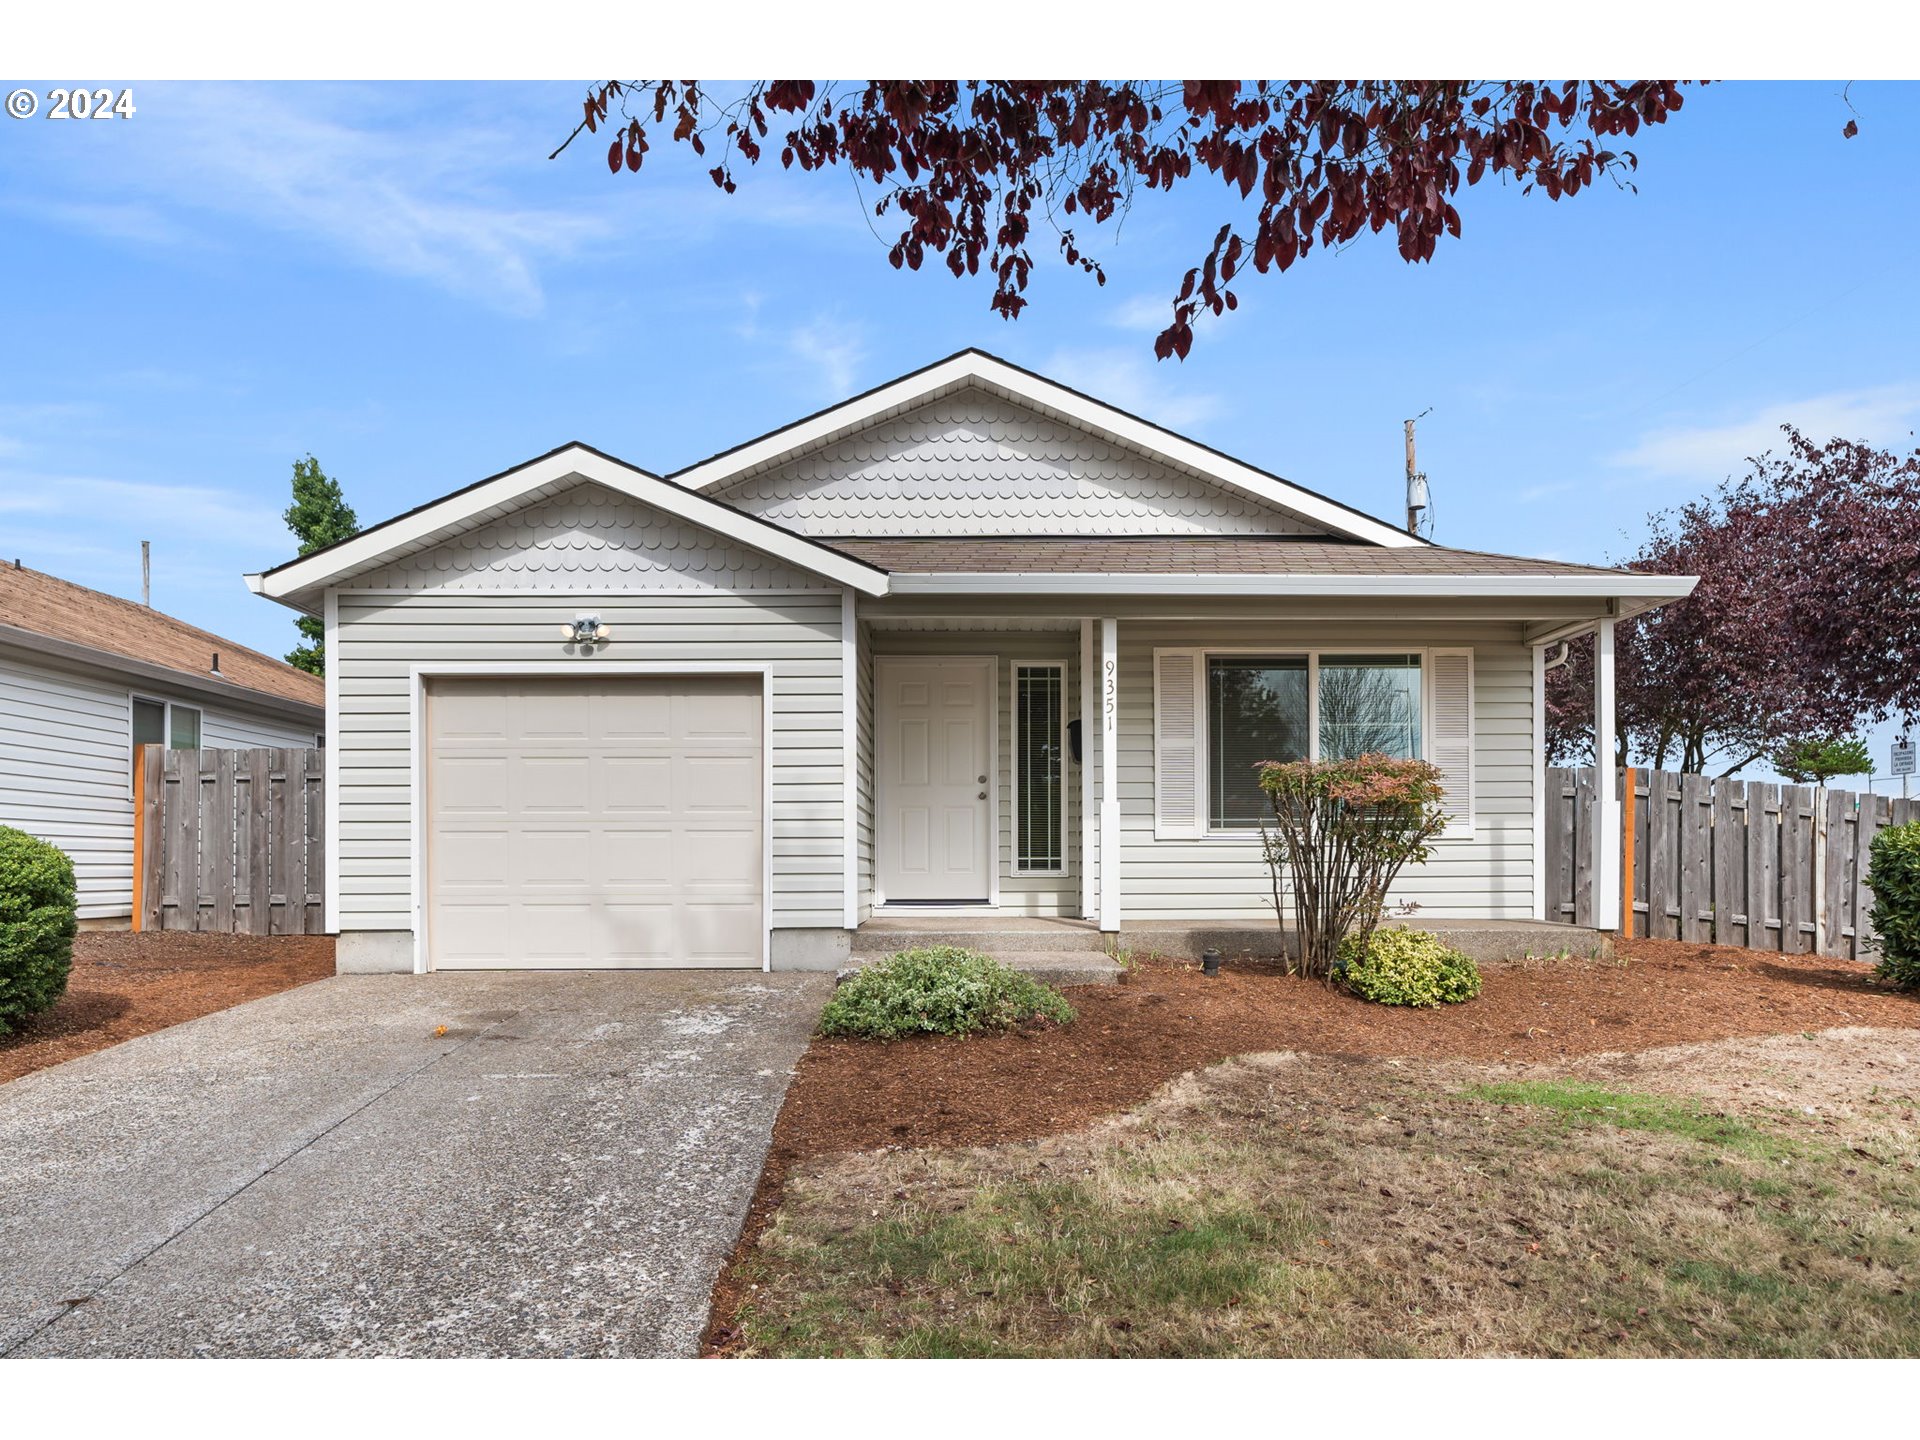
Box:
left=1426, top=648, right=1475, bottom=836
left=1153, top=650, right=1204, bottom=839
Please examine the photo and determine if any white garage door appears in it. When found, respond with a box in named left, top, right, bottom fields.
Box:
left=425, top=675, right=763, bottom=969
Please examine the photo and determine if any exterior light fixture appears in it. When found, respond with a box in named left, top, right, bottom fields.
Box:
left=561, top=615, right=612, bottom=648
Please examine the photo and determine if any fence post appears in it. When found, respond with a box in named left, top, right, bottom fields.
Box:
left=1620, top=766, right=1636, bottom=937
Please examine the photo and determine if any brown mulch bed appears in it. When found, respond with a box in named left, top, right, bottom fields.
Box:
left=0, top=930, right=334, bottom=1084
left=704, top=937, right=1919, bottom=1353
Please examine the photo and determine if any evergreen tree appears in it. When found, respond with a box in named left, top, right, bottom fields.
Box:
left=282, top=455, right=358, bottom=675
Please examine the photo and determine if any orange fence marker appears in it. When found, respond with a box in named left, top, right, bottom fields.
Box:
left=1620, top=765, right=1636, bottom=938
left=131, top=743, right=146, bottom=933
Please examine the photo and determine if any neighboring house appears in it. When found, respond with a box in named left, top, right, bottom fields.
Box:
left=247, top=351, right=1695, bottom=974
left=0, top=563, right=324, bottom=922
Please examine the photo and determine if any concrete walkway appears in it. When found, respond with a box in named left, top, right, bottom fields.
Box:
left=0, top=970, right=829, bottom=1357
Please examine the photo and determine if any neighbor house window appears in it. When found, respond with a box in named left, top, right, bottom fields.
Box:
left=131, top=697, right=165, bottom=774
left=1317, top=653, right=1422, bottom=761
left=1205, top=652, right=1425, bottom=829
left=1014, top=664, right=1064, bottom=873
left=1207, top=656, right=1308, bottom=829
left=168, top=705, right=201, bottom=750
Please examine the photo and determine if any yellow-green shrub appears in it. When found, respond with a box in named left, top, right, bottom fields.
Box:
left=1334, top=927, right=1480, bottom=1008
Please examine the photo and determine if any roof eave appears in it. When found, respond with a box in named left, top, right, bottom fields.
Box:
left=0, top=623, right=324, bottom=722
left=883, top=573, right=1700, bottom=599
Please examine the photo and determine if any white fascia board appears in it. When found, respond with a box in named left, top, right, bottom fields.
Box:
left=250, top=445, right=889, bottom=606
left=672, top=352, right=1423, bottom=549
left=886, top=573, right=1700, bottom=600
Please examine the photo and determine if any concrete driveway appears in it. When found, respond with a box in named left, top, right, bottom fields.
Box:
left=0, top=969, right=829, bottom=1357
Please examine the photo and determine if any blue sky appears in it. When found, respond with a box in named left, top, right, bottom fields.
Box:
left=4, top=80, right=1917, bottom=779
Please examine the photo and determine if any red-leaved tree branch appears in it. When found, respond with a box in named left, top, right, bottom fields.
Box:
left=1548, top=428, right=1920, bottom=777
left=554, top=80, right=1692, bottom=358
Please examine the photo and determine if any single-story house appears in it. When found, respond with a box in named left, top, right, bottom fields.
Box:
left=247, top=351, right=1695, bottom=974
left=1, top=562, right=324, bottom=922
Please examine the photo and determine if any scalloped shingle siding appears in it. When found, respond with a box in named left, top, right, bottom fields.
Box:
left=709, top=390, right=1327, bottom=536
left=353, top=482, right=825, bottom=592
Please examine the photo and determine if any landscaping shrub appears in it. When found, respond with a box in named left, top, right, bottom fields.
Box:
left=819, top=946, right=1075, bottom=1040
left=1866, top=820, right=1920, bottom=991
left=0, top=826, right=78, bottom=1034
left=1334, top=927, right=1481, bottom=1008
left=1257, top=753, right=1449, bottom=979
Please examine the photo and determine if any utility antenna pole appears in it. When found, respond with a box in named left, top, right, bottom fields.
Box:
left=141, top=540, right=151, bottom=606
left=1403, top=409, right=1432, bottom=537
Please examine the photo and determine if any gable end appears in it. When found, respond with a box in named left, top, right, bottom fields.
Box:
left=349, top=482, right=831, bottom=593
left=708, top=389, right=1337, bottom=538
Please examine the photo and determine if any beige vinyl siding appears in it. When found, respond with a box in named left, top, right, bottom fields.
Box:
left=201, top=708, right=322, bottom=750
left=332, top=590, right=844, bottom=934
left=869, top=628, right=1082, bottom=915
left=1118, top=620, right=1534, bottom=921
left=0, top=650, right=138, bottom=919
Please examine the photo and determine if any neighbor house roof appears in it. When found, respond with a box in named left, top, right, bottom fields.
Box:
left=669, top=348, right=1425, bottom=550
left=0, top=562, right=323, bottom=714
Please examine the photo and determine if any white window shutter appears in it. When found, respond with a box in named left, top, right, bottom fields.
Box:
left=1428, top=648, right=1475, bottom=836
left=1154, top=650, right=1204, bottom=839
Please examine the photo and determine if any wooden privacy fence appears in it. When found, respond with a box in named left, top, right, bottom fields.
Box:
left=133, top=746, right=325, bottom=935
left=1545, top=766, right=1920, bottom=960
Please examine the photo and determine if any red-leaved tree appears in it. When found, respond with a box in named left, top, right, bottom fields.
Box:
left=1548, top=429, right=1920, bottom=776
left=557, top=81, right=1691, bottom=358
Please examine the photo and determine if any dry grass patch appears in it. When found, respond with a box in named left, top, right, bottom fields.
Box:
left=731, top=1031, right=1920, bottom=1357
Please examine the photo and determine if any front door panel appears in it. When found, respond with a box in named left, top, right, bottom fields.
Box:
left=877, top=659, right=992, bottom=902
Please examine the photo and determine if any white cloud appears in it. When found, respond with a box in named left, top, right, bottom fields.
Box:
left=1106, top=290, right=1241, bottom=338
left=1612, top=383, right=1920, bottom=480
left=0, top=469, right=280, bottom=549
left=1042, top=345, right=1224, bottom=430
left=21, top=84, right=609, bottom=316
left=783, top=318, right=868, bottom=397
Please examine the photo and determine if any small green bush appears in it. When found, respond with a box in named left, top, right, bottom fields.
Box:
left=1335, top=927, right=1481, bottom=1008
left=0, top=826, right=78, bottom=1034
left=819, top=946, right=1075, bottom=1040
left=1866, top=820, right=1920, bottom=991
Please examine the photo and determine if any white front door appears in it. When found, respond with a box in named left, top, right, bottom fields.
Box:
left=876, top=658, right=994, bottom=903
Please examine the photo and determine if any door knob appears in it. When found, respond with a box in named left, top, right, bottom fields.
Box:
left=978, top=791, right=988, bottom=799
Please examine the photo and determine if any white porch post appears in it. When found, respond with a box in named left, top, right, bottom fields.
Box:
left=841, top=588, right=858, bottom=931
left=1531, top=641, right=1546, bottom=923
left=1079, top=618, right=1097, bottom=921
left=1098, top=617, right=1120, bottom=933
left=1592, top=618, right=1620, bottom=931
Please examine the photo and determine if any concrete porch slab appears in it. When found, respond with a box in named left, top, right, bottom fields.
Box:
left=1118, top=918, right=1613, bottom=964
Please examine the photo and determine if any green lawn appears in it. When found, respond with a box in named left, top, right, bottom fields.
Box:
left=729, top=1033, right=1920, bottom=1357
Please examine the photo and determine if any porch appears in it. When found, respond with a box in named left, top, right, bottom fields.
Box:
left=849, top=915, right=1611, bottom=986
left=853, top=600, right=1625, bottom=940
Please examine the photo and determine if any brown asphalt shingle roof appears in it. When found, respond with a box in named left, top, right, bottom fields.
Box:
left=824, top=536, right=1643, bottom=578
left=0, top=563, right=324, bottom=710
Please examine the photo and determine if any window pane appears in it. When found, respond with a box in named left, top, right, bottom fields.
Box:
left=169, top=705, right=201, bottom=750
left=132, top=699, right=165, bottom=748
left=1015, top=666, right=1063, bottom=871
left=1318, top=653, right=1422, bottom=760
left=1208, top=656, right=1307, bottom=829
